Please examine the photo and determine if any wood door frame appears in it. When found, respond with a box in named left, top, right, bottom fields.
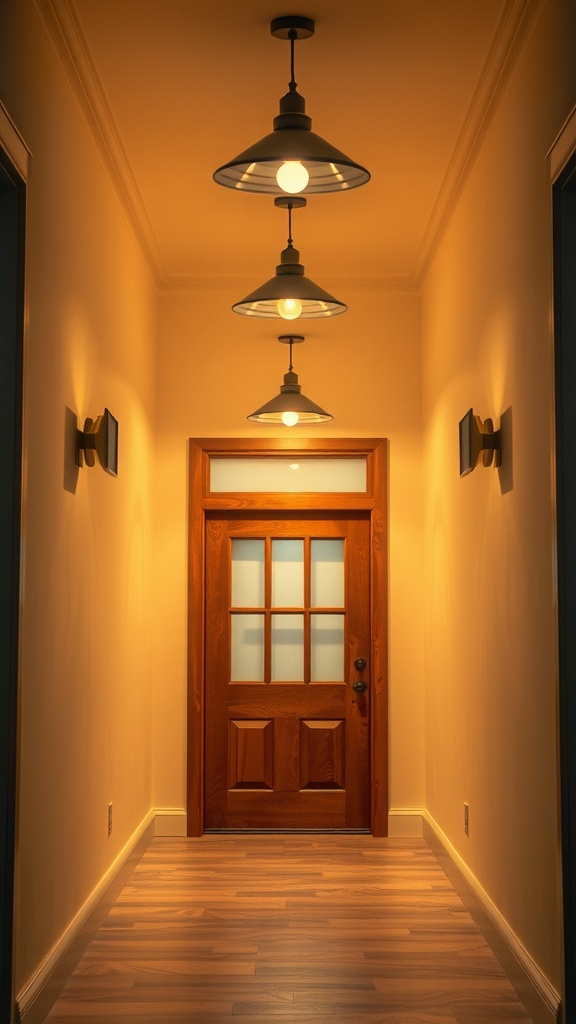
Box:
left=0, top=106, right=28, bottom=1024
left=551, top=115, right=576, bottom=1021
left=187, top=437, right=388, bottom=836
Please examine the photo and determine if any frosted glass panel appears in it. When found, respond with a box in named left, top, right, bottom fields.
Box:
left=272, top=540, right=304, bottom=607
left=231, top=614, right=264, bottom=681
left=231, top=539, right=264, bottom=607
left=311, top=540, right=344, bottom=607
left=272, top=614, right=304, bottom=681
left=210, top=458, right=367, bottom=492
left=311, top=614, right=344, bottom=681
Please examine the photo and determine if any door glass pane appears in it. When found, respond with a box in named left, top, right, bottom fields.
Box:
left=311, top=614, right=344, bottom=681
left=210, top=457, right=367, bottom=492
left=271, top=539, right=304, bottom=607
left=272, top=614, right=304, bottom=681
left=311, top=540, right=344, bottom=607
left=231, top=614, right=264, bottom=681
left=231, top=539, right=264, bottom=607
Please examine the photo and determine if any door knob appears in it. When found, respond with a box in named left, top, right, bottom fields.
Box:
left=352, top=680, right=368, bottom=693
left=354, top=657, right=367, bottom=671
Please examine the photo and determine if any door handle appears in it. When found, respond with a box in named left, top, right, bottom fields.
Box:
left=354, top=657, right=367, bottom=671
left=352, top=680, right=368, bottom=693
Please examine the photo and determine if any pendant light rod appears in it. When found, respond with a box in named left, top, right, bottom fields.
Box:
left=287, top=336, right=295, bottom=372
left=286, top=199, right=297, bottom=247
left=213, top=15, right=370, bottom=196
left=288, top=28, right=296, bottom=88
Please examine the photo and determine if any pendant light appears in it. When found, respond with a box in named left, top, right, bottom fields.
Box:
left=248, top=336, right=333, bottom=425
left=213, top=16, right=370, bottom=196
left=233, top=198, right=347, bottom=320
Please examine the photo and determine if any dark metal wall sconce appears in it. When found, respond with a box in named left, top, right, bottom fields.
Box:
left=77, top=409, right=118, bottom=476
left=459, top=408, right=501, bottom=477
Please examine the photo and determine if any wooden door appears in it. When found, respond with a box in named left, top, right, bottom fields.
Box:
left=204, top=511, right=371, bottom=830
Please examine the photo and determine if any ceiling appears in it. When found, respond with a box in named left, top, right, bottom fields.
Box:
left=44, top=0, right=526, bottom=290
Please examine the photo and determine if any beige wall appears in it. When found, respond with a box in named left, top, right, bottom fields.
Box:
left=421, top=0, right=576, bottom=993
left=0, top=0, right=158, bottom=996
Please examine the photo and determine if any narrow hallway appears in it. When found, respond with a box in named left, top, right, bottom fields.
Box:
left=42, top=834, right=534, bottom=1023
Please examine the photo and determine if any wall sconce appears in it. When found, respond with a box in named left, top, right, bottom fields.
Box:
left=213, top=16, right=370, bottom=196
left=77, top=409, right=118, bottom=476
left=459, top=409, right=501, bottom=476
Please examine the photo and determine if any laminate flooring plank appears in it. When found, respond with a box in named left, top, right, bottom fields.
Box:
left=42, top=835, right=535, bottom=1024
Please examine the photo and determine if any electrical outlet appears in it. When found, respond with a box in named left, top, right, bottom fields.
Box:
left=108, top=803, right=113, bottom=836
left=464, top=802, right=469, bottom=836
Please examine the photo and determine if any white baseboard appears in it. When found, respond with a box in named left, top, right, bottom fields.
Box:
left=387, top=807, right=425, bottom=836
left=422, top=809, right=561, bottom=1024
left=153, top=807, right=187, bottom=836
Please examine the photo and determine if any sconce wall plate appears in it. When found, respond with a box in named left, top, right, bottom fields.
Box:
left=77, top=408, right=118, bottom=476
left=459, top=409, right=501, bottom=476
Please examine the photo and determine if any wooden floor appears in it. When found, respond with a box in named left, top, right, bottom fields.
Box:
left=43, top=834, right=534, bottom=1024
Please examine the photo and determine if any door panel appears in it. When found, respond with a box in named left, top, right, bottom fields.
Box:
left=204, top=512, right=370, bottom=829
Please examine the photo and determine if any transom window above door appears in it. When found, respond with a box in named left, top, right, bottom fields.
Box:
left=210, top=457, right=367, bottom=493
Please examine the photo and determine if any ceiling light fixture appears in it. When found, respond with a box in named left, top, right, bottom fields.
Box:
left=233, top=198, right=347, bottom=320
left=213, top=15, right=370, bottom=196
left=248, top=335, right=333, bottom=425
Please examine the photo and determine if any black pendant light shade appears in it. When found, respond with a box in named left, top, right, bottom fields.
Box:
left=248, top=336, right=333, bottom=425
left=233, top=198, right=347, bottom=320
left=214, top=16, right=370, bottom=197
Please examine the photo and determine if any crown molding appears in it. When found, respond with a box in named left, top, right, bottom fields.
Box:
left=33, top=0, right=167, bottom=287
left=413, top=0, right=545, bottom=287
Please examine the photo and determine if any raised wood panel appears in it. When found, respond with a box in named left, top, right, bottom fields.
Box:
left=300, top=720, right=345, bottom=789
left=228, top=720, right=273, bottom=790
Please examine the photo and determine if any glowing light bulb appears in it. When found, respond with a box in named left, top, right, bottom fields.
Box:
left=277, top=297, right=303, bottom=320
left=276, top=161, right=309, bottom=194
left=282, top=411, right=299, bottom=427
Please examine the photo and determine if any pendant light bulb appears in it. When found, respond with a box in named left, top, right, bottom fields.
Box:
left=281, top=410, right=300, bottom=427
left=277, top=297, right=303, bottom=320
left=276, top=161, right=309, bottom=194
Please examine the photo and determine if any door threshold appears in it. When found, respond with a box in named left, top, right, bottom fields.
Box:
left=204, top=828, right=371, bottom=834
